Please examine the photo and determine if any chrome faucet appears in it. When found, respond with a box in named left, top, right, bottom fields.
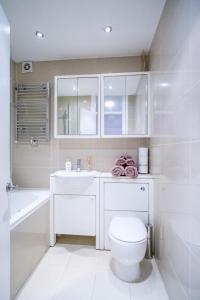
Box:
left=6, top=181, right=18, bottom=192
left=77, top=159, right=81, bottom=172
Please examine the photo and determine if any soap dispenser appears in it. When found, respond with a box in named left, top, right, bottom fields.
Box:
left=65, top=159, right=72, bottom=172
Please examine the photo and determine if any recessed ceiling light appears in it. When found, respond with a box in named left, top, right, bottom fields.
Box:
left=35, top=31, right=44, bottom=38
left=104, top=26, right=112, bottom=33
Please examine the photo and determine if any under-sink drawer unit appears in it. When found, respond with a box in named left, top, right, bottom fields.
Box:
left=54, top=195, right=95, bottom=236
left=104, top=182, right=148, bottom=211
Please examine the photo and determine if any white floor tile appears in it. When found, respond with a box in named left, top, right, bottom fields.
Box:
left=92, top=267, right=131, bottom=300
left=130, top=260, right=169, bottom=300
left=14, top=247, right=70, bottom=300
left=66, top=244, right=101, bottom=271
left=96, top=250, right=111, bottom=270
left=15, top=245, right=169, bottom=300
left=41, top=245, right=71, bottom=265
left=15, top=265, right=64, bottom=300
left=53, top=266, right=96, bottom=300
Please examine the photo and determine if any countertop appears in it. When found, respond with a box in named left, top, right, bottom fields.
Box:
left=50, top=170, right=155, bottom=179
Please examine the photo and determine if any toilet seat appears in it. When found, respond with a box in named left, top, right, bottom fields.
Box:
left=110, top=233, right=146, bottom=246
left=109, top=217, right=147, bottom=244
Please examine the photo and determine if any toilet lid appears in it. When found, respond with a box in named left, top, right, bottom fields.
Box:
left=109, top=217, right=147, bottom=243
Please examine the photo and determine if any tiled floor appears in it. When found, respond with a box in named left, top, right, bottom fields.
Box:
left=15, top=244, right=169, bottom=300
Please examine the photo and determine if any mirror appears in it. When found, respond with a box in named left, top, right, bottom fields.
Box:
left=103, top=74, right=148, bottom=136
left=56, top=76, right=99, bottom=136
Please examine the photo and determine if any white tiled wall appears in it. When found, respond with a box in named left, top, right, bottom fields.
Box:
left=150, top=0, right=200, bottom=299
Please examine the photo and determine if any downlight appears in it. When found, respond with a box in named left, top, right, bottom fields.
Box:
left=35, top=31, right=44, bottom=38
left=104, top=26, right=112, bottom=33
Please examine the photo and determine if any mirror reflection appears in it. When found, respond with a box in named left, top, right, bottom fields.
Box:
left=57, top=77, right=99, bottom=136
left=103, top=74, right=148, bottom=136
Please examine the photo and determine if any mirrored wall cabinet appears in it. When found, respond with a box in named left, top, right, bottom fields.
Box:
left=101, top=73, right=149, bottom=137
left=54, top=72, right=150, bottom=138
left=54, top=75, right=100, bottom=138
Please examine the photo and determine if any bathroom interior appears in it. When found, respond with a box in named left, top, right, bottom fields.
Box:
left=0, top=0, right=199, bottom=299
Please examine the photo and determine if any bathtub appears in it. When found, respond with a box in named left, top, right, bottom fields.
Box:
left=10, top=189, right=50, bottom=299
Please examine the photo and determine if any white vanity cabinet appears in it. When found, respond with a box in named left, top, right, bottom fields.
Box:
left=50, top=172, right=100, bottom=248
left=54, top=195, right=95, bottom=236
left=50, top=172, right=153, bottom=251
left=99, top=175, right=154, bottom=249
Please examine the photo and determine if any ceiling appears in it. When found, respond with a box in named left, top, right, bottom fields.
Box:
left=1, top=0, right=166, bottom=62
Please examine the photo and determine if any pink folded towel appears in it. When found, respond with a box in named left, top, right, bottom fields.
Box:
left=119, top=154, right=132, bottom=160
left=125, top=154, right=133, bottom=159
left=124, top=166, right=138, bottom=178
left=112, top=165, right=125, bottom=176
left=126, top=158, right=136, bottom=166
left=115, top=157, right=126, bottom=166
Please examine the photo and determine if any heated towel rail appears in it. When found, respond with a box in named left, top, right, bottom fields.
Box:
left=15, top=82, right=50, bottom=145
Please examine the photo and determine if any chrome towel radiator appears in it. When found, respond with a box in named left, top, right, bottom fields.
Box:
left=15, top=82, right=50, bottom=145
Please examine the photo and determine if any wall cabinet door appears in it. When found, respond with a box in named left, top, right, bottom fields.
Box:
left=54, top=195, right=96, bottom=236
left=55, top=75, right=100, bottom=137
left=102, top=73, right=149, bottom=137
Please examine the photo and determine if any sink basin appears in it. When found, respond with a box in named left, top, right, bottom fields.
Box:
left=52, top=170, right=98, bottom=178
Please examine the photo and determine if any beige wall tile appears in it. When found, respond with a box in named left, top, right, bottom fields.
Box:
left=12, top=56, right=148, bottom=187
left=12, top=167, right=52, bottom=188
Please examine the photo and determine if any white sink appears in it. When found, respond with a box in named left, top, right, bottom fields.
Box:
left=52, top=170, right=98, bottom=178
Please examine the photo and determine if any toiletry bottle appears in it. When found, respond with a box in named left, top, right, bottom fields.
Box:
left=65, top=159, right=72, bottom=172
left=87, top=156, right=93, bottom=171
left=77, top=159, right=81, bottom=172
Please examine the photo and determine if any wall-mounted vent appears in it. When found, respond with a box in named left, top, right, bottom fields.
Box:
left=22, top=61, right=33, bottom=73
left=15, top=82, right=50, bottom=145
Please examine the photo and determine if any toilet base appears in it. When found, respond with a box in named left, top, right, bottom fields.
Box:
left=111, top=258, right=141, bottom=282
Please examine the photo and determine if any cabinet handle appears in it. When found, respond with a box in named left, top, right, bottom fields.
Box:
left=140, top=186, right=145, bottom=191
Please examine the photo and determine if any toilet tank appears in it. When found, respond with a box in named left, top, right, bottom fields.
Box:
left=100, top=176, right=153, bottom=250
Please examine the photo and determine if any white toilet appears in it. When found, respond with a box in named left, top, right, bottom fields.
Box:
left=109, top=216, right=147, bottom=282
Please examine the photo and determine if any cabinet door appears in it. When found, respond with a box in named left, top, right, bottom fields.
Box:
left=103, top=76, right=126, bottom=135
left=56, top=77, right=78, bottom=135
left=102, top=74, right=149, bottom=136
left=55, top=76, right=100, bottom=137
left=126, top=75, right=148, bottom=135
left=104, top=182, right=149, bottom=211
left=78, top=77, right=99, bottom=135
left=54, top=195, right=95, bottom=236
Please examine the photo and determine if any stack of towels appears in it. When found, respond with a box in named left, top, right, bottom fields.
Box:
left=112, top=154, right=138, bottom=178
